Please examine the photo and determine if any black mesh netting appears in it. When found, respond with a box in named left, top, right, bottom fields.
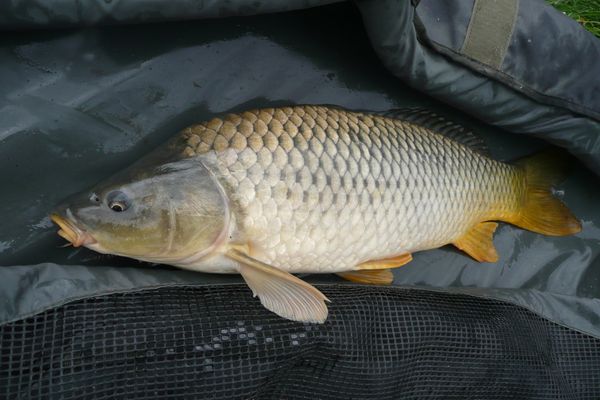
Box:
left=1, top=285, right=599, bottom=399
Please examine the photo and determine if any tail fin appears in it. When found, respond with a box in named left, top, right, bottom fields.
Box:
left=512, top=149, right=581, bottom=236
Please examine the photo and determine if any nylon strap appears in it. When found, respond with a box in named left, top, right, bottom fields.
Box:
left=461, top=0, right=519, bottom=69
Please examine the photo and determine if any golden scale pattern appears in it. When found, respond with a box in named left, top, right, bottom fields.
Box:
left=178, top=106, right=523, bottom=272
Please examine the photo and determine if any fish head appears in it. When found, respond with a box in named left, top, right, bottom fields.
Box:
left=50, top=157, right=230, bottom=264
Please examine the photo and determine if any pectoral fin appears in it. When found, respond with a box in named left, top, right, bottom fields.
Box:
left=226, top=246, right=330, bottom=323
left=337, top=269, right=394, bottom=285
left=357, top=253, right=412, bottom=270
left=452, top=221, right=499, bottom=262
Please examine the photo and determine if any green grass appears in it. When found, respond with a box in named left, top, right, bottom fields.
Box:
left=548, top=0, right=600, bottom=37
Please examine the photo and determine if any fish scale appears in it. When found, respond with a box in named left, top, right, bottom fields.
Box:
left=177, top=105, right=523, bottom=273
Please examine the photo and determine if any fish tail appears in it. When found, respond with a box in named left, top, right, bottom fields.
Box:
left=510, top=149, right=581, bottom=236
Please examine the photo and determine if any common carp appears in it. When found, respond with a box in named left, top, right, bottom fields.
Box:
left=50, top=106, right=581, bottom=323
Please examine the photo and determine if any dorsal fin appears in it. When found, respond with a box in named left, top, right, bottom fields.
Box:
left=380, top=108, right=489, bottom=156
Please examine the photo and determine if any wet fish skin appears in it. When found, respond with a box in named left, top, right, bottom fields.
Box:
left=176, top=105, right=522, bottom=273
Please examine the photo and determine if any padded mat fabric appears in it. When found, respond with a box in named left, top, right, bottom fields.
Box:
left=2, top=5, right=600, bottom=398
left=1, top=2, right=600, bottom=340
left=2, top=285, right=600, bottom=400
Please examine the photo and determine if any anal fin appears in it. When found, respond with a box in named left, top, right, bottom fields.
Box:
left=226, top=245, right=329, bottom=323
left=453, top=221, right=499, bottom=262
left=337, top=269, right=394, bottom=285
left=357, top=253, right=412, bottom=270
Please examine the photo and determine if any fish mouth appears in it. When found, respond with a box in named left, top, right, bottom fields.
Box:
left=50, top=212, right=97, bottom=247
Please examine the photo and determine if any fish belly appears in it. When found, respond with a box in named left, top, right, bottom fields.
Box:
left=181, top=106, right=522, bottom=273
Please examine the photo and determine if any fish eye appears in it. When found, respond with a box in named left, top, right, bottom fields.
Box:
left=110, top=202, right=126, bottom=212
left=106, top=190, right=130, bottom=213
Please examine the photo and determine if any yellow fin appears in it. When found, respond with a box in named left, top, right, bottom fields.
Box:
left=453, top=221, right=499, bottom=262
left=357, top=253, right=412, bottom=270
left=337, top=269, right=394, bottom=285
left=226, top=245, right=329, bottom=323
left=511, top=149, right=581, bottom=236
